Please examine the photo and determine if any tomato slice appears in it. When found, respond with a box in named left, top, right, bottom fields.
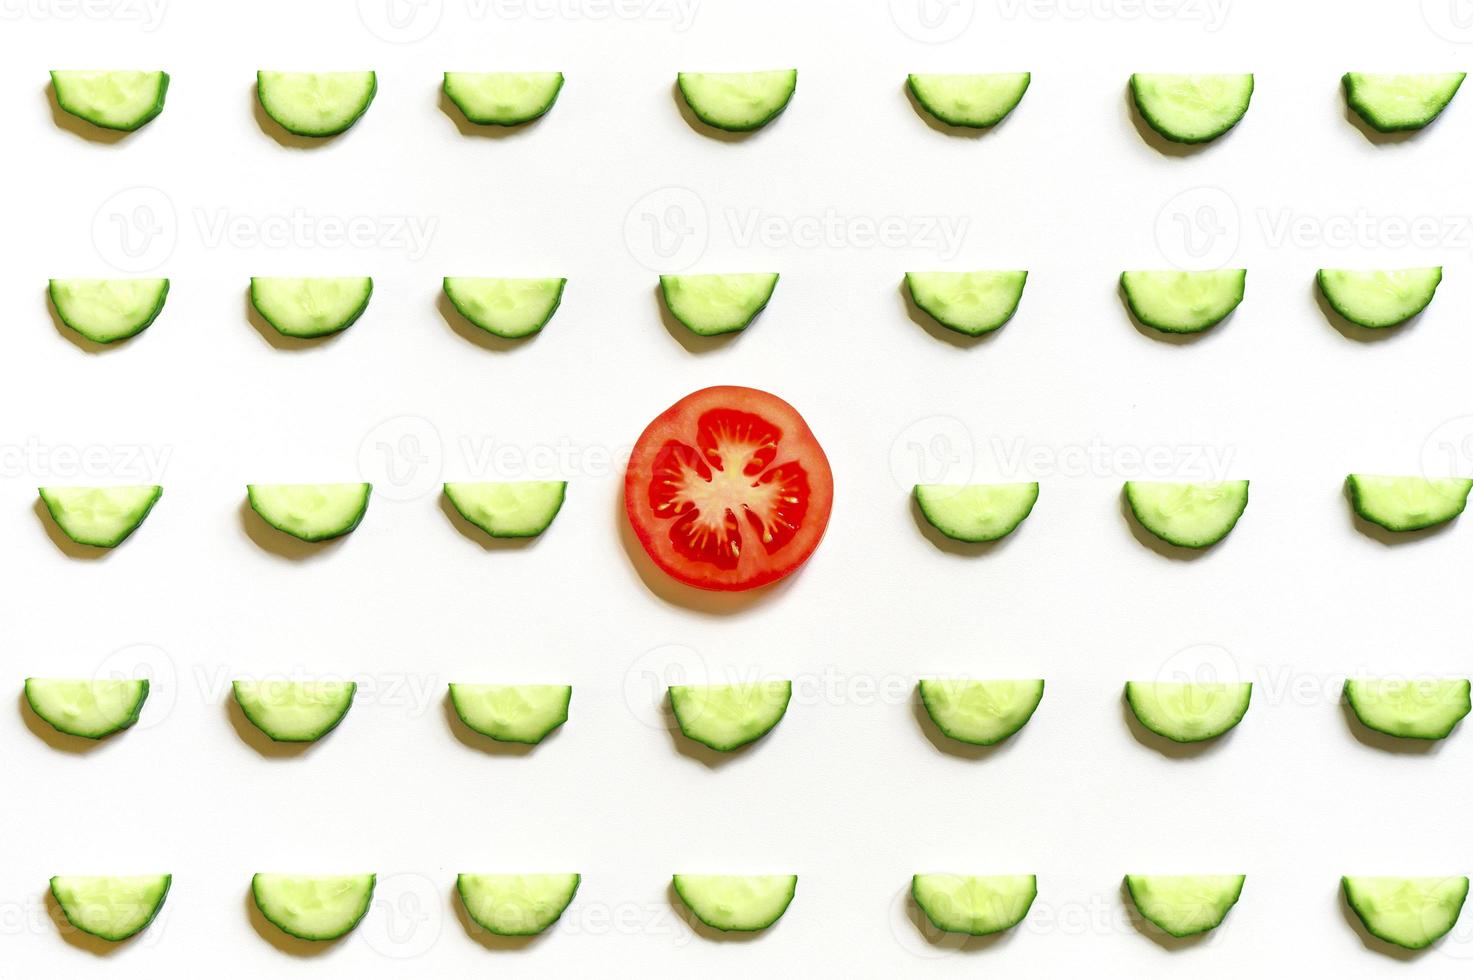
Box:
left=625, top=386, right=834, bottom=591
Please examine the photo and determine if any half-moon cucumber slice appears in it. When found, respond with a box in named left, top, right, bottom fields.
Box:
left=51, top=71, right=168, bottom=131
left=247, top=483, right=371, bottom=542
left=448, top=684, right=571, bottom=744
left=1342, top=876, right=1469, bottom=950
left=49, top=278, right=169, bottom=343
left=1317, top=268, right=1442, bottom=329
left=457, top=873, right=580, bottom=936
left=659, top=273, right=778, bottom=336
left=1120, top=269, right=1245, bottom=334
left=25, top=678, right=149, bottom=739
left=1344, top=679, right=1471, bottom=740
left=1130, top=73, right=1254, bottom=143
left=233, top=680, right=356, bottom=743
left=443, top=481, right=566, bottom=538
left=669, top=681, right=792, bottom=752
left=443, top=72, right=564, bottom=125
left=442, top=277, right=565, bottom=339
left=905, top=271, right=1028, bottom=336
left=1124, top=480, right=1249, bottom=549
left=38, top=485, right=162, bottom=548
left=250, top=277, right=372, bottom=338
left=907, top=73, right=1030, bottom=128
left=1125, top=681, right=1252, bottom=743
left=1124, top=874, right=1245, bottom=938
left=911, top=874, right=1036, bottom=935
left=914, top=483, right=1038, bottom=542
left=256, top=71, right=376, bottom=137
left=917, top=679, right=1044, bottom=746
left=1343, top=73, right=1465, bottom=132
left=1346, top=474, right=1472, bottom=532
left=677, top=70, right=797, bottom=132
left=252, top=873, right=375, bottom=941
left=672, top=874, right=796, bottom=932
left=51, top=875, right=171, bottom=941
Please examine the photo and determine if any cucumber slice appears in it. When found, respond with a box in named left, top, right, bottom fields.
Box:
left=246, top=483, right=371, bottom=542
left=250, top=277, right=372, bottom=339
left=448, top=684, right=571, bottom=744
left=50, top=875, right=170, bottom=941
left=233, top=680, right=356, bottom=743
left=442, top=277, right=565, bottom=339
left=911, top=874, right=1037, bottom=935
left=1124, top=875, right=1245, bottom=938
left=1125, top=681, right=1252, bottom=743
left=668, top=681, right=792, bottom=751
left=907, top=73, right=1030, bottom=128
left=1317, top=267, right=1442, bottom=329
left=443, top=72, right=564, bottom=126
left=917, top=679, right=1044, bottom=746
left=25, top=678, right=148, bottom=739
left=1344, top=679, right=1471, bottom=740
left=38, top=485, right=162, bottom=548
left=905, top=271, right=1028, bottom=336
left=1344, top=73, right=1465, bottom=132
left=914, top=483, right=1039, bottom=542
left=1130, top=73, right=1254, bottom=144
left=1346, top=474, right=1472, bottom=532
left=49, top=278, right=168, bottom=343
left=1124, top=480, right=1249, bottom=549
left=1342, top=876, right=1469, bottom=950
left=676, top=70, right=797, bottom=132
left=659, top=273, right=779, bottom=336
left=256, top=71, right=376, bottom=137
left=1120, top=269, right=1246, bottom=334
left=443, top=481, right=566, bottom=538
left=50, top=71, right=168, bottom=132
left=252, top=873, right=375, bottom=941
left=672, top=874, right=796, bottom=932
left=457, top=873, right=580, bottom=936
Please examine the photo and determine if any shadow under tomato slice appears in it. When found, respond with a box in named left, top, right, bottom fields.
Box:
left=625, top=387, right=833, bottom=591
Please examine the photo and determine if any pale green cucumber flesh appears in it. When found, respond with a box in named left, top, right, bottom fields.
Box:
left=659, top=273, right=778, bottom=336
left=443, top=481, right=566, bottom=538
left=449, top=684, right=571, bottom=743
left=1342, top=876, right=1469, bottom=950
left=669, top=681, right=791, bottom=751
left=252, top=874, right=376, bottom=941
left=1120, top=269, right=1245, bottom=334
left=1317, top=268, right=1442, bottom=329
left=914, top=483, right=1038, bottom=542
left=1346, top=474, right=1471, bottom=531
left=672, top=874, right=796, bottom=932
left=1344, top=679, right=1471, bottom=740
left=907, top=73, right=1030, bottom=128
left=917, top=679, right=1044, bottom=746
left=677, top=70, right=797, bottom=132
left=1344, top=73, right=1465, bottom=132
left=49, top=279, right=169, bottom=343
left=233, top=681, right=356, bottom=742
left=1125, top=681, right=1252, bottom=742
left=1130, top=73, right=1254, bottom=143
left=1124, top=875, right=1245, bottom=937
left=443, top=277, right=565, bottom=338
left=444, top=72, right=564, bottom=125
left=51, top=71, right=168, bottom=131
left=1124, top=480, right=1249, bottom=548
left=25, top=678, right=149, bottom=739
left=39, top=485, right=162, bottom=548
left=911, top=874, right=1037, bottom=935
left=256, top=71, right=376, bottom=136
left=247, top=483, right=371, bottom=542
left=51, top=875, right=171, bottom=941
left=458, top=874, right=580, bottom=935
left=250, top=277, right=372, bottom=338
left=906, top=271, right=1028, bottom=336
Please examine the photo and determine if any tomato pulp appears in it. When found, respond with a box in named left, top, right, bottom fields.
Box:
left=624, top=386, right=833, bottom=591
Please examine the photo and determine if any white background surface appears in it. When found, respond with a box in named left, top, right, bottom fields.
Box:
left=5, top=0, right=1473, bottom=975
